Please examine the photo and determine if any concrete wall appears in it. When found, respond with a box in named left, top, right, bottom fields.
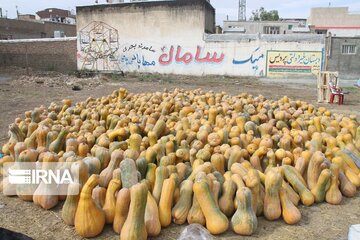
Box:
left=76, top=0, right=214, bottom=42
left=327, top=37, right=360, bottom=79
left=76, top=1, right=324, bottom=77
left=308, top=7, right=360, bottom=27
left=0, top=18, right=76, bottom=39
left=204, top=3, right=215, bottom=33
left=0, top=38, right=77, bottom=73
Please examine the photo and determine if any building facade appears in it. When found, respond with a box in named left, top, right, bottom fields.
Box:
left=327, top=36, right=360, bottom=79
left=308, top=7, right=360, bottom=36
left=222, top=19, right=307, bottom=34
left=36, top=8, right=76, bottom=25
left=0, top=18, right=76, bottom=39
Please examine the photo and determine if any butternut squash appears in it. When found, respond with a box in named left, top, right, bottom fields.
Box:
left=152, top=166, right=169, bottom=204
left=219, top=177, right=237, bottom=217
left=193, top=179, right=229, bottom=235
left=99, top=149, right=123, bottom=188
left=279, top=187, right=301, bottom=225
left=113, top=188, right=130, bottom=234
left=159, top=177, right=176, bottom=227
left=339, top=170, right=357, bottom=197
left=92, top=186, right=107, bottom=208
left=145, top=191, right=161, bottom=237
left=325, top=164, right=342, bottom=205
left=75, top=175, right=105, bottom=238
left=33, top=152, right=59, bottom=209
left=311, top=169, right=331, bottom=203
left=307, top=151, right=324, bottom=190
left=245, top=169, right=264, bottom=216
left=172, top=179, right=193, bottom=224
left=103, top=179, right=121, bottom=224
left=62, top=182, right=81, bottom=226
left=120, top=182, right=148, bottom=240
left=231, top=187, right=257, bottom=235
left=187, top=193, right=206, bottom=226
left=120, top=158, right=138, bottom=188
left=264, top=169, right=282, bottom=220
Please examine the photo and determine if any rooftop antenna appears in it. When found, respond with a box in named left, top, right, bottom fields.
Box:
left=16, top=5, right=19, bottom=18
left=238, top=0, right=246, bottom=21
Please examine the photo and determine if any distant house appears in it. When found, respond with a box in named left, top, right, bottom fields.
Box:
left=36, top=8, right=76, bottom=25
left=18, top=14, right=37, bottom=21
left=308, top=7, right=360, bottom=36
left=223, top=20, right=305, bottom=34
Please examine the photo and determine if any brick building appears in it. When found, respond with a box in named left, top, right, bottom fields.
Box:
left=36, top=8, right=76, bottom=25
left=0, top=18, right=76, bottom=39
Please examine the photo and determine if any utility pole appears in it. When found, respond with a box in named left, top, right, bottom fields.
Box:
left=238, top=0, right=246, bottom=21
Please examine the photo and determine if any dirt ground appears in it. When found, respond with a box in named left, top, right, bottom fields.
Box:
left=0, top=67, right=360, bottom=240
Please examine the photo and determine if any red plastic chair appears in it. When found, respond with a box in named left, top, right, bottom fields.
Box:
left=329, top=82, right=344, bottom=105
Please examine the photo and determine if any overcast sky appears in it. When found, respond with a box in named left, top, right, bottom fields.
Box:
left=1, top=0, right=360, bottom=25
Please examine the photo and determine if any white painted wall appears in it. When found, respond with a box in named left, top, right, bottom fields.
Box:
left=76, top=3, right=325, bottom=77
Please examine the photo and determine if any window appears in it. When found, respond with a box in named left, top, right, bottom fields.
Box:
left=288, top=25, right=293, bottom=30
left=341, top=45, right=357, bottom=55
left=264, top=26, right=280, bottom=34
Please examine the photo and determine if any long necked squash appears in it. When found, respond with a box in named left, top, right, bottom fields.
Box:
left=99, top=149, right=123, bottom=188
left=172, top=179, right=193, bottom=224
left=103, top=179, right=121, bottom=224
left=33, top=152, right=59, bottom=209
left=283, top=165, right=314, bottom=206
left=219, top=178, right=237, bottom=217
left=231, top=187, right=257, bottom=235
left=193, top=179, right=229, bottom=235
left=159, top=177, right=176, bottom=227
left=307, top=151, right=324, bottom=190
left=145, top=163, right=157, bottom=192
left=15, top=149, right=40, bottom=199
left=152, top=166, right=169, bottom=204
left=120, top=182, right=148, bottom=240
left=145, top=191, right=161, bottom=237
left=325, top=164, right=342, bottom=205
left=75, top=174, right=105, bottom=238
left=120, top=158, right=138, bottom=188
left=113, top=188, right=130, bottom=234
left=264, top=169, right=282, bottom=220
left=187, top=193, right=206, bottom=226
left=279, top=187, right=301, bottom=225
left=48, top=129, right=68, bottom=153
left=339, top=170, right=357, bottom=197
left=62, top=182, right=81, bottom=226
left=245, top=169, right=263, bottom=216
left=311, top=169, right=331, bottom=203
left=92, top=186, right=107, bottom=208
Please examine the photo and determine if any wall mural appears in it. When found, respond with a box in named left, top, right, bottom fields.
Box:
left=120, top=43, right=157, bottom=70
left=233, top=47, right=265, bottom=76
left=78, top=21, right=120, bottom=71
left=266, top=50, right=322, bottom=76
left=77, top=21, right=323, bottom=76
left=159, top=46, right=225, bottom=65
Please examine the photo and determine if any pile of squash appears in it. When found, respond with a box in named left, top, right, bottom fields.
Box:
left=1, top=88, right=360, bottom=239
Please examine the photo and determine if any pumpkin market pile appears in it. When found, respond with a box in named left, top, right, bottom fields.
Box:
left=1, top=88, right=360, bottom=238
